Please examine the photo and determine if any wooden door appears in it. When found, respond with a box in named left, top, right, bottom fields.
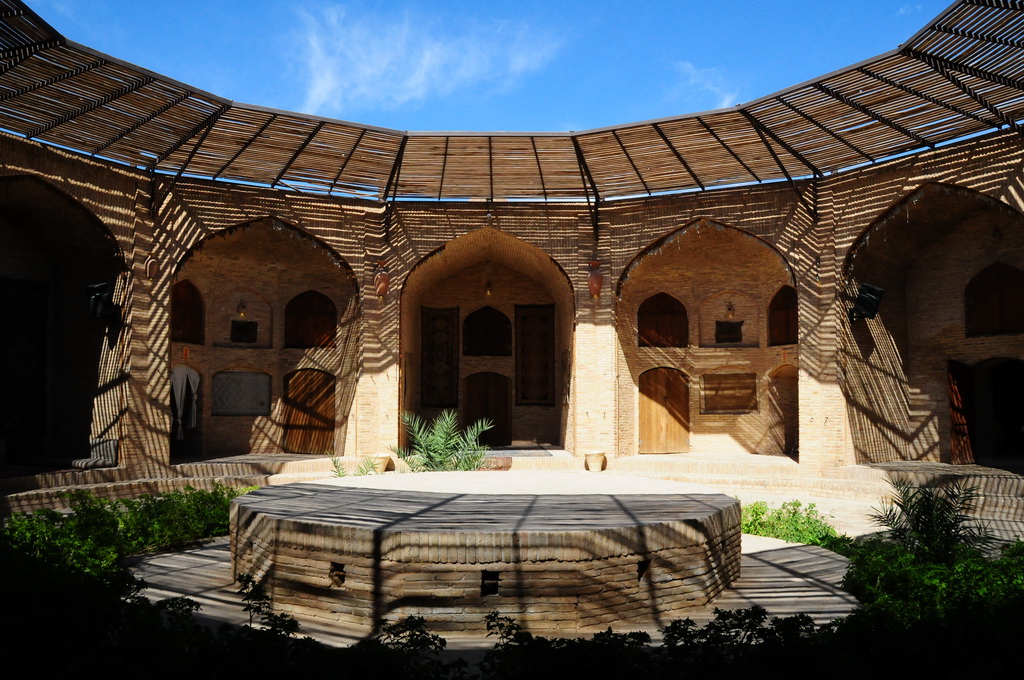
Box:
left=464, top=372, right=510, bottom=446
left=282, top=369, right=335, bottom=454
left=947, top=360, right=975, bottom=465
left=639, top=368, right=690, bottom=453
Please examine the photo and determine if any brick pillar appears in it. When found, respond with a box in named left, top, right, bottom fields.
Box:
left=122, top=180, right=172, bottom=475
left=355, top=232, right=401, bottom=457
left=573, top=221, right=617, bottom=457
left=795, top=192, right=851, bottom=476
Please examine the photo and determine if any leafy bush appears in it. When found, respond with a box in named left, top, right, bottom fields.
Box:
left=740, top=500, right=841, bottom=547
left=870, top=478, right=994, bottom=564
left=393, top=410, right=493, bottom=472
left=838, top=480, right=1023, bottom=625
left=2, top=484, right=254, bottom=584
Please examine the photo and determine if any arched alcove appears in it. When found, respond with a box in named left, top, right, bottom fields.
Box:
left=617, top=219, right=794, bottom=458
left=401, top=227, right=574, bottom=448
left=0, top=175, right=125, bottom=468
left=173, top=218, right=358, bottom=458
left=843, top=182, right=1024, bottom=465
left=285, top=290, right=338, bottom=348
left=638, top=293, right=688, bottom=347
left=768, top=285, right=798, bottom=346
left=171, top=279, right=205, bottom=344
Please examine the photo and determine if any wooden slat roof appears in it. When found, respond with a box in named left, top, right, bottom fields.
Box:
left=2, top=0, right=1024, bottom=202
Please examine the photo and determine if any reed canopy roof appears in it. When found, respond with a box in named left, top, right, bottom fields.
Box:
left=2, top=0, right=1024, bottom=202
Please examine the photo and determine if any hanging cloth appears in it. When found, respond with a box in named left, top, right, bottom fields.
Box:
left=171, top=365, right=201, bottom=440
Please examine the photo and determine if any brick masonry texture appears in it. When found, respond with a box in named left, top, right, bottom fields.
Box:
left=3, top=127, right=1024, bottom=477
left=230, top=483, right=742, bottom=632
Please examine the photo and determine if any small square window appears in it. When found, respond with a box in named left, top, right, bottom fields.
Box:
left=231, top=320, right=258, bottom=343
left=715, top=320, right=743, bottom=344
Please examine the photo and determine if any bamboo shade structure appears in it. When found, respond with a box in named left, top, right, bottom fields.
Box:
left=3, top=0, right=1024, bottom=202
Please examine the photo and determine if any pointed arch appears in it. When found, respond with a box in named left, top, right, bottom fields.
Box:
left=171, top=279, right=204, bottom=344
left=965, top=262, right=1024, bottom=337
left=285, top=290, right=337, bottom=348
left=768, top=285, right=798, bottom=346
left=617, top=218, right=795, bottom=296
left=638, top=293, right=688, bottom=347
left=463, top=306, right=512, bottom=356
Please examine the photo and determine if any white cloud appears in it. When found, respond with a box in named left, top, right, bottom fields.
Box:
left=668, top=61, right=740, bottom=110
left=897, top=4, right=924, bottom=16
left=294, top=4, right=561, bottom=117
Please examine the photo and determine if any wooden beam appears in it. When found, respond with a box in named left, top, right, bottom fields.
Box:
left=696, top=116, right=761, bottom=182
left=775, top=96, right=874, bottom=163
left=29, top=76, right=154, bottom=139
left=273, top=121, right=325, bottom=187
left=857, top=65, right=998, bottom=129
left=149, top=103, right=229, bottom=170
left=0, top=58, right=105, bottom=102
left=814, top=82, right=933, bottom=148
left=328, top=127, right=366, bottom=195
left=91, top=90, right=191, bottom=155
left=611, top=130, right=651, bottom=195
left=741, top=109, right=822, bottom=177
left=214, top=114, right=276, bottom=178
left=652, top=122, right=705, bottom=190
left=903, top=47, right=1024, bottom=91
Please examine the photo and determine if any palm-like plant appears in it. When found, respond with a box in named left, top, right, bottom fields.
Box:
left=871, top=478, right=995, bottom=563
left=392, top=410, right=493, bottom=472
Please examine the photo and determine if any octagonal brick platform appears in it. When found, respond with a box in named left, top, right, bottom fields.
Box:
left=230, top=472, right=741, bottom=633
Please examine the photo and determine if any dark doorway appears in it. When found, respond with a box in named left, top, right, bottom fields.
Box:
left=639, top=367, right=690, bottom=453
left=954, top=358, right=1024, bottom=467
left=464, top=372, right=511, bottom=446
left=0, top=278, right=48, bottom=465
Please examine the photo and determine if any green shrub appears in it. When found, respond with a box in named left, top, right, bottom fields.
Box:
left=1, top=483, right=254, bottom=580
left=393, top=410, right=492, bottom=472
left=870, top=478, right=994, bottom=564
left=741, top=500, right=841, bottom=547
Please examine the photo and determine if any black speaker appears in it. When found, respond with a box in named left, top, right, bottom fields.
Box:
left=87, top=282, right=118, bottom=320
left=848, top=283, right=884, bottom=322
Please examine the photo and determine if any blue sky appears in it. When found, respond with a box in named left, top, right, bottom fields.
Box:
left=31, top=1, right=950, bottom=132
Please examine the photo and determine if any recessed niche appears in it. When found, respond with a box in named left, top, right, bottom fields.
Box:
left=481, top=570, right=500, bottom=596
left=231, top=320, right=258, bottom=343
left=212, top=371, right=271, bottom=416
left=329, top=562, right=346, bottom=587
left=715, top=320, right=744, bottom=344
left=702, top=373, right=758, bottom=413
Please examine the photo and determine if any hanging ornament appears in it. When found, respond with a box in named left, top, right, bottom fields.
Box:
left=373, top=260, right=390, bottom=299
left=587, top=261, right=604, bottom=299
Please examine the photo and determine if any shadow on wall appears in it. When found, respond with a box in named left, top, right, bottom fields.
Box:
left=169, top=218, right=360, bottom=459
left=841, top=182, right=1024, bottom=466
left=0, top=175, right=127, bottom=471
left=617, top=219, right=798, bottom=458
left=398, top=226, right=575, bottom=449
